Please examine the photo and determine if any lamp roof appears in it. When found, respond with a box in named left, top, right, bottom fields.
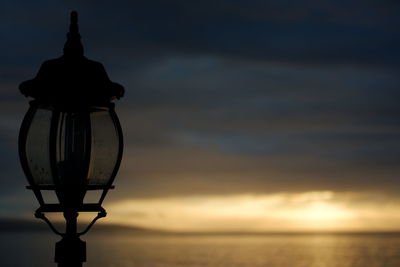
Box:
left=19, top=11, right=124, bottom=106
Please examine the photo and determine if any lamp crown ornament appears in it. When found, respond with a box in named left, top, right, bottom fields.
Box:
left=20, top=11, right=124, bottom=107
left=64, top=11, right=84, bottom=57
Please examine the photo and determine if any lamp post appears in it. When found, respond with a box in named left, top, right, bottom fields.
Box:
left=18, top=11, right=124, bottom=267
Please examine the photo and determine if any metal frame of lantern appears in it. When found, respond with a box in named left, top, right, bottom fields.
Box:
left=18, top=100, right=123, bottom=236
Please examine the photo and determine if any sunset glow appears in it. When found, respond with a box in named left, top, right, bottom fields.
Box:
left=104, top=191, right=400, bottom=232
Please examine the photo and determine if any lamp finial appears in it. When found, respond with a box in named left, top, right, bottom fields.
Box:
left=64, top=11, right=84, bottom=57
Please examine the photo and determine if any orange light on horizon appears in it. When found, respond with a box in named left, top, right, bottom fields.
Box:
left=100, top=191, right=400, bottom=232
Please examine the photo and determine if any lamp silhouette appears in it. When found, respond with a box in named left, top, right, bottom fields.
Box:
left=18, top=11, right=124, bottom=267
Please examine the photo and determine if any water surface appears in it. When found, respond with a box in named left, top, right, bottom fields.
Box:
left=2, top=231, right=400, bottom=267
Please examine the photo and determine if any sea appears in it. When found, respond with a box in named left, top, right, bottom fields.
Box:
left=1, top=231, right=400, bottom=267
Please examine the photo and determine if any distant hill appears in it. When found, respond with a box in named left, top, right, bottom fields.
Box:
left=0, top=218, right=151, bottom=234
left=0, top=218, right=48, bottom=232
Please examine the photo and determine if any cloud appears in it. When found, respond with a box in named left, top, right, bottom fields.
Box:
left=94, top=54, right=400, bottom=199
left=1, top=0, right=400, bottom=226
left=3, top=0, right=400, bottom=71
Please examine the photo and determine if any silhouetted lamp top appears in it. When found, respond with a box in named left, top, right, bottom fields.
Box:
left=19, top=11, right=124, bottom=213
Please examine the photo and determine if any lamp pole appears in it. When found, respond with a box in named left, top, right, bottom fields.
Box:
left=55, top=211, right=86, bottom=267
left=19, top=11, right=124, bottom=267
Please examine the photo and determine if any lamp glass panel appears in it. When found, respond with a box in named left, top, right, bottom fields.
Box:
left=25, top=108, right=53, bottom=185
left=87, top=109, right=120, bottom=185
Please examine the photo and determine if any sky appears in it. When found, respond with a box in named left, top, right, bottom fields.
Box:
left=1, top=0, right=400, bottom=232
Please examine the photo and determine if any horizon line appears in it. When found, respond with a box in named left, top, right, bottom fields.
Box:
left=2, top=218, right=400, bottom=235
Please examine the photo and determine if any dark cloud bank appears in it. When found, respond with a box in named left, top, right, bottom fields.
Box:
left=0, top=0, right=400, bottom=215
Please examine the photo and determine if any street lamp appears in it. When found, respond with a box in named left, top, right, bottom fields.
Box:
left=18, top=11, right=124, bottom=267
